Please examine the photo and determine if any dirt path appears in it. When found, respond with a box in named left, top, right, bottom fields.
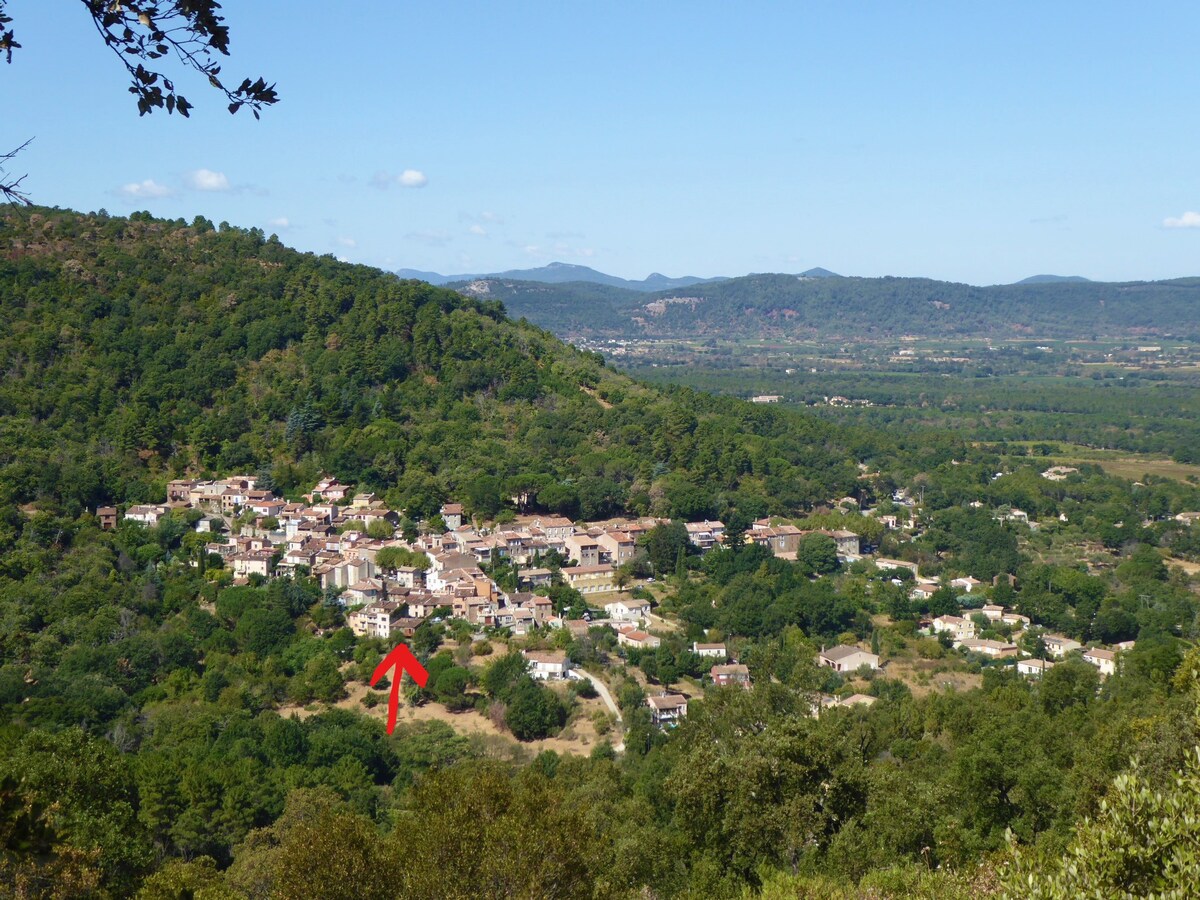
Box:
left=573, top=669, right=624, bottom=753
left=580, top=386, right=613, bottom=408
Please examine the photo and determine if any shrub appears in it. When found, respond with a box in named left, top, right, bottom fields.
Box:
left=571, top=679, right=598, bottom=700
left=916, top=638, right=946, bottom=660
left=488, top=700, right=508, bottom=731
left=505, top=677, right=567, bottom=741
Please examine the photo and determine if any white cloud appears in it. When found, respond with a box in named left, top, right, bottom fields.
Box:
left=186, top=168, right=231, bottom=192
left=468, top=224, right=487, bottom=236
left=370, top=169, right=429, bottom=189
left=406, top=230, right=452, bottom=247
left=336, top=236, right=357, bottom=248
left=268, top=216, right=291, bottom=229
left=1163, top=211, right=1200, bottom=229
left=118, top=179, right=172, bottom=199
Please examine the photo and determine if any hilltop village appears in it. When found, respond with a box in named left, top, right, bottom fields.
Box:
left=103, top=470, right=1158, bottom=734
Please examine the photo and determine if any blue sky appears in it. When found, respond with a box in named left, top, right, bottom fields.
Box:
left=6, top=2, right=1200, bottom=284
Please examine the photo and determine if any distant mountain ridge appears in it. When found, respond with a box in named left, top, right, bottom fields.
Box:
left=453, top=271, right=1200, bottom=341
left=1014, top=274, right=1092, bottom=284
left=398, top=261, right=726, bottom=293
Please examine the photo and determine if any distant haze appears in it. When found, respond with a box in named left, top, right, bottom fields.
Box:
left=399, top=262, right=1112, bottom=290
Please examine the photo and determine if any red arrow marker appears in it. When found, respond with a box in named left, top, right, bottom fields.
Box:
left=370, top=643, right=429, bottom=735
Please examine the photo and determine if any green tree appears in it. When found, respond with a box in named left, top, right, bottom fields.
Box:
left=234, top=605, right=294, bottom=655
left=0, top=728, right=155, bottom=895
left=797, top=532, right=840, bottom=575
left=1019, top=628, right=1047, bottom=659
left=1038, top=658, right=1099, bottom=714
left=724, top=509, right=751, bottom=552
left=505, top=677, right=566, bottom=741
left=644, top=521, right=690, bottom=577
left=225, top=788, right=402, bottom=899
left=483, top=651, right=531, bottom=702
left=394, top=763, right=606, bottom=897
left=928, top=586, right=960, bottom=617
left=433, top=665, right=472, bottom=711
left=1116, top=544, right=1169, bottom=585
left=136, top=856, right=236, bottom=899
left=293, top=653, right=346, bottom=704
left=376, top=545, right=427, bottom=572
left=1004, top=743, right=1200, bottom=897
left=366, top=518, right=394, bottom=539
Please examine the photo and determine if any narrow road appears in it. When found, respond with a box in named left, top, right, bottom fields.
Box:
left=572, top=668, right=624, bottom=753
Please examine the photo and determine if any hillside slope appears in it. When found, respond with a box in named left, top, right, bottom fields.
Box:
left=449, top=277, right=647, bottom=334
left=0, top=208, right=860, bottom=519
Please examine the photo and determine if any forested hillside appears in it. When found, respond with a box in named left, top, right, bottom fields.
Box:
left=451, top=277, right=646, bottom=336
left=461, top=272, right=1200, bottom=340
left=0, top=208, right=861, bottom=522
left=4, top=208, right=1200, bottom=898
